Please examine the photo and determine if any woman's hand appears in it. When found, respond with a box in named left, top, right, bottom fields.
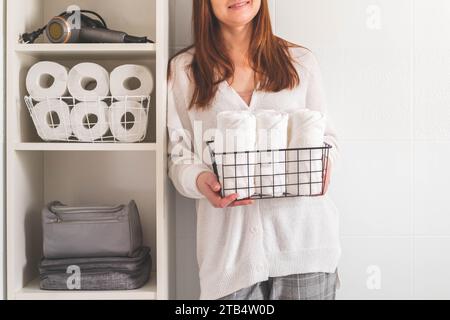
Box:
left=196, top=171, right=255, bottom=208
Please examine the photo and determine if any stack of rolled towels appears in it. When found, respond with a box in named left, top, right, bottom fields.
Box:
left=215, top=109, right=327, bottom=199
left=26, top=61, right=154, bottom=142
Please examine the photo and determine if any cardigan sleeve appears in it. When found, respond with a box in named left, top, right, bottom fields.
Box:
left=303, top=50, right=340, bottom=167
left=167, top=55, right=213, bottom=199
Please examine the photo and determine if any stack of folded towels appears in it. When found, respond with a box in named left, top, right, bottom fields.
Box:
left=39, top=200, right=151, bottom=291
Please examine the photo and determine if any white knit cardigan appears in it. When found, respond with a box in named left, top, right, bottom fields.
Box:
left=167, top=46, right=341, bottom=300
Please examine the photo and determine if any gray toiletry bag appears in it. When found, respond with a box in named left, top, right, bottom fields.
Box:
left=42, top=200, right=143, bottom=259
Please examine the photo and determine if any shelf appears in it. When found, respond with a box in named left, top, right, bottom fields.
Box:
left=14, top=43, right=156, bottom=58
left=15, top=273, right=157, bottom=300
left=14, top=142, right=158, bottom=152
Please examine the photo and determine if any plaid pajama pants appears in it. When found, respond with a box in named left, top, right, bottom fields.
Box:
left=218, top=272, right=338, bottom=300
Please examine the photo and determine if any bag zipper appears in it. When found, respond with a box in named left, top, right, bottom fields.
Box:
left=51, top=205, right=124, bottom=215
left=49, top=217, right=123, bottom=224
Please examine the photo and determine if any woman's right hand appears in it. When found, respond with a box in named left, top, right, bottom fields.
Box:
left=196, top=171, right=254, bottom=208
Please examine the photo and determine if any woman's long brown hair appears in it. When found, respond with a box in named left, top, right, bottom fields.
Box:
left=169, top=0, right=301, bottom=110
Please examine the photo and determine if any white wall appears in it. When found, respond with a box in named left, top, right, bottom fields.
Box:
left=170, top=0, right=450, bottom=300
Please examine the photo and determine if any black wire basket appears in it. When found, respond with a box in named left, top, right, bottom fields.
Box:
left=206, top=140, right=332, bottom=200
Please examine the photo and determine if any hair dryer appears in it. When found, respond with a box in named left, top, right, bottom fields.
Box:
left=21, top=9, right=154, bottom=44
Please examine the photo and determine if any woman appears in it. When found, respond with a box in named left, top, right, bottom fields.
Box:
left=167, top=0, right=341, bottom=300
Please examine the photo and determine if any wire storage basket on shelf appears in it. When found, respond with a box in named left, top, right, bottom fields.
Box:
left=24, top=95, right=151, bottom=143
left=206, top=140, right=332, bottom=200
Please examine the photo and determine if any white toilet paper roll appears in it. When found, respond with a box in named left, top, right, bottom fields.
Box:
left=68, top=63, right=110, bottom=101
left=31, top=99, right=72, bottom=141
left=110, top=64, right=154, bottom=101
left=70, top=101, right=109, bottom=142
left=26, top=62, right=68, bottom=101
left=108, top=101, right=148, bottom=142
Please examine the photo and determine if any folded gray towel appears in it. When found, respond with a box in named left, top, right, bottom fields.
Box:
left=39, top=247, right=151, bottom=291
left=39, top=247, right=151, bottom=273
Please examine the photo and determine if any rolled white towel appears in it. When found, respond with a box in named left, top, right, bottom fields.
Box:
left=254, top=110, right=289, bottom=197
left=287, top=109, right=326, bottom=196
left=215, top=111, right=257, bottom=199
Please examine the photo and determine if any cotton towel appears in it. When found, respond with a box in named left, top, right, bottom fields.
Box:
left=215, top=111, right=257, bottom=199
left=254, top=110, right=289, bottom=197
left=287, top=109, right=326, bottom=196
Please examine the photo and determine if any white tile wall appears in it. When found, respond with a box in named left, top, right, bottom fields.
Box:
left=414, top=142, right=450, bottom=236
left=170, top=0, right=450, bottom=300
left=276, top=0, right=412, bottom=141
left=413, top=0, right=450, bottom=141
left=414, top=238, right=450, bottom=299
left=329, top=141, right=412, bottom=237
left=337, top=237, right=413, bottom=300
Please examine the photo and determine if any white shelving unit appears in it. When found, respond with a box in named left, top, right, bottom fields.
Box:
left=6, top=0, right=175, bottom=300
left=14, top=142, right=158, bottom=152
left=15, top=43, right=157, bottom=56
left=15, top=272, right=157, bottom=300
left=0, top=0, right=5, bottom=301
